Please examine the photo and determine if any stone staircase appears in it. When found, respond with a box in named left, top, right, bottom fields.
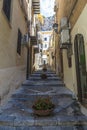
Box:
left=0, top=70, right=87, bottom=130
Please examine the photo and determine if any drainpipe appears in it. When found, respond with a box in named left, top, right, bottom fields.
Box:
left=26, top=38, right=31, bottom=79
left=26, top=47, right=29, bottom=79
left=68, top=0, right=78, bottom=22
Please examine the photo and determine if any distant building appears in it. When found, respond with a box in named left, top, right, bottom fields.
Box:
left=38, top=31, right=52, bottom=64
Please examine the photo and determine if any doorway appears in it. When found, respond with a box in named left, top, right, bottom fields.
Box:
left=74, top=34, right=87, bottom=105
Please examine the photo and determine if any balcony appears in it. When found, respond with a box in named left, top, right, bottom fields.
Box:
left=30, top=36, right=37, bottom=45
left=32, top=0, right=40, bottom=14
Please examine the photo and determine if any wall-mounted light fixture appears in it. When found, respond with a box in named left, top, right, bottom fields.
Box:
left=53, top=23, right=58, bottom=34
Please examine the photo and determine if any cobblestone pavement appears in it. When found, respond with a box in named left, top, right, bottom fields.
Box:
left=0, top=70, right=87, bottom=130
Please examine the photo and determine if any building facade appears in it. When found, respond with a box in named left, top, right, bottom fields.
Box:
left=54, top=0, right=87, bottom=106
left=38, top=31, right=52, bottom=65
left=0, top=0, right=29, bottom=105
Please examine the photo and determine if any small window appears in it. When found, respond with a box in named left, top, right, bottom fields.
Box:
left=44, top=37, right=47, bottom=41
left=3, top=0, right=11, bottom=21
left=45, top=44, right=47, bottom=48
left=17, top=29, right=22, bottom=55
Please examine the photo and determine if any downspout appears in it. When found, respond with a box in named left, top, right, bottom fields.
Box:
left=26, top=47, right=29, bottom=79
left=26, top=37, right=31, bottom=79
left=68, top=0, right=78, bottom=22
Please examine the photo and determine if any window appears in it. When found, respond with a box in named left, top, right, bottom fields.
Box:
left=3, top=0, right=11, bottom=21
left=17, top=29, right=22, bottom=55
left=45, top=44, right=47, bottom=48
left=44, top=37, right=47, bottom=41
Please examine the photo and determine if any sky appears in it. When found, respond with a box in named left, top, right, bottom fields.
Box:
left=40, top=0, right=55, bottom=17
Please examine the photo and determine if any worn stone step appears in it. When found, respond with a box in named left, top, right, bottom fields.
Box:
left=0, top=126, right=87, bottom=130
left=22, top=80, right=65, bottom=87
left=0, top=70, right=87, bottom=129
left=22, top=83, right=65, bottom=87
left=34, top=72, right=56, bottom=74
left=31, top=73, right=58, bottom=77
left=29, top=77, right=61, bottom=81
left=0, top=114, right=87, bottom=127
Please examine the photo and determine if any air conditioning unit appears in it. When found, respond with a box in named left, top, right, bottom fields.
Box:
left=21, top=34, right=29, bottom=45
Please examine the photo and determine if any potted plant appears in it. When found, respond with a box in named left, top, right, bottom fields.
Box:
left=32, top=97, right=55, bottom=116
left=43, top=64, right=47, bottom=71
left=40, top=73, right=47, bottom=79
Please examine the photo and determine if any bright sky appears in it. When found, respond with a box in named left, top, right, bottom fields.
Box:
left=40, top=0, right=55, bottom=17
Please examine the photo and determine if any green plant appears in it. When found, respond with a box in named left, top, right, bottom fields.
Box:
left=32, top=97, right=55, bottom=110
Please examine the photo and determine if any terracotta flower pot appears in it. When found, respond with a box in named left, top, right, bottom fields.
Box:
left=40, top=73, right=47, bottom=79
left=32, top=107, right=54, bottom=116
left=32, top=97, right=55, bottom=116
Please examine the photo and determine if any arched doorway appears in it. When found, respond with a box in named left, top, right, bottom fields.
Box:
left=74, top=34, right=87, bottom=105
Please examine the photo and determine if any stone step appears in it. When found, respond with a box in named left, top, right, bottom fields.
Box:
left=22, top=79, right=64, bottom=86
left=0, top=114, right=87, bottom=128
left=34, top=72, right=56, bottom=74
left=31, top=74, right=58, bottom=77
left=22, top=82, right=65, bottom=87
left=0, top=70, right=87, bottom=129
left=0, top=125, right=87, bottom=130
left=29, top=77, right=61, bottom=80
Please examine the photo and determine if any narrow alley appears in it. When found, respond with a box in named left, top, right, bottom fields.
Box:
left=0, top=69, right=87, bottom=129
left=0, top=0, right=87, bottom=130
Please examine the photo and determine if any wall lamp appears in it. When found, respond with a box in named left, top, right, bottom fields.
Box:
left=53, top=23, right=58, bottom=34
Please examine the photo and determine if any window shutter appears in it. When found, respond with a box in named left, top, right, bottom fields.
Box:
left=17, top=29, right=22, bottom=55
left=3, top=0, right=11, bottom=21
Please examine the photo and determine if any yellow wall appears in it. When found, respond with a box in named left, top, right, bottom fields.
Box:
left=63, top=4, right=87, bottom=95
left=0, top=0, right=27, bottom=68
left=0, top=0, right=27, bottom=104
